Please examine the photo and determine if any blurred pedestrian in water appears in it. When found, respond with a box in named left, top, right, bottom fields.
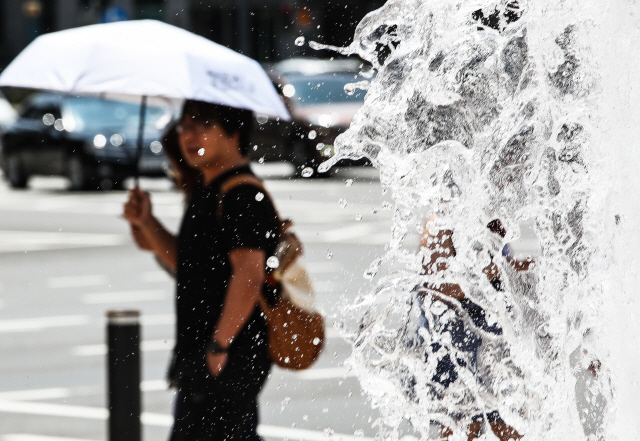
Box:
left=417, top=217, right=529, bottom=441
left=123, top=100, right=279, bottom=441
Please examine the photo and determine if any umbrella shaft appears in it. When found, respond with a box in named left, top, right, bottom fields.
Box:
left=134, top=96, right=148, bottom=187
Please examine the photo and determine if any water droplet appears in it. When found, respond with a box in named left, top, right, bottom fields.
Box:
left=344, top=83, right=356, bottom=95
left=266, top=256, right=279, bottom=268
left=197, top=148, right=205, bottom=156
left=313, top=337, right=321, bottom=345
left=317, top=158, right=336, bottom=174
left=345, top=179, right=353, bottom=187
left=338, top=198, right=347, bottom=208
left=284, top=356, right=290, bottom=364
left=54, top=119, right=64, bottom=131
left=256, top=114, right=268, bottom=124
left=382, top=201, right=393, bottom=210
left=308, top=130, right=317, bottom=140
left=295, top=36, right=305, bottom=46
left=359, top=67, right=375, bottom=79
left=301, top=167, right=314, bottom=178
left=303, top=415, right=309, bottom=421
left=355, top=214, right=362, bottom=221
left=316, top=142, right=325, bottom=151
left=253, top=144, right=258, bottom=151
left=258, top=157, right=265, bottom=164
left=322, top=408, right=329, bottom=414
left=326, top=250, right=333, bottom=259
left=322, top=147, right=333, bottom=157
left=255, top=192, right=265, bottom=201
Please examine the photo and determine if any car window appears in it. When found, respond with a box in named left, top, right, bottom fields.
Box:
left=21, top=103, right=61, bottom=121
left=64, top=97, right=172, bottom=136
left=286, top=74, right=367, bottom=106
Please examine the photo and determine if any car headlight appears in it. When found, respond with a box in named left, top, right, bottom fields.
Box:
left=93, top=134, right=107, bottom=149
left=150, top=141, right=163, bottom=154
left=110, top=134, right=124, bottom=146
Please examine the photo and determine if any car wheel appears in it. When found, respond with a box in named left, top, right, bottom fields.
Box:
left=5, top=154, right=29, bottom=189
left=67, top=155, right=95, bottom=191
left=291, top=139, right=320, bottom=178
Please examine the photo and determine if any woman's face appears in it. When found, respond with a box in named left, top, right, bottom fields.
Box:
left=176, top=115, right=238, bottom=170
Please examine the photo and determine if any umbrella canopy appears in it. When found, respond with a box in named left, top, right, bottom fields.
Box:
left=0, top=20, right=290, bottom=120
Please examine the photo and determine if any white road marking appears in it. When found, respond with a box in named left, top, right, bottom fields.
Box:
left=140, top=270, right=173, bottom=283
left=140, top=313, right=175, bottom=326
left=47, top=275, right=108, bottom=289
left=0, top=402, right=373, bottom=441
left=317, top=224, right=376, bottom=242
left=1, top=435, right=97, bottom=441
left=0, top=231, right=128, bottom=253
left=0, top=315, right=90, bottom=333
left=305, top=261, right=340, bottom=273
left=140, top=380, right=169, bottom=392
left=294, top=367, right=353, bottom=380
left=0, top=401, right=107, bottom=420
left=260, top=424, right=373, bottom=441
left=0, top=388, right=70, bottom=402
left=82, top=290, right=166, bottom=304
left=72, top=339, right=174, bottom=356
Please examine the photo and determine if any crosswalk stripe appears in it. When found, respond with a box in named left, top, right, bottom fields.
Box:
left=0, top=315, right=90, bottom=333
left=81, top=290, right=167, bottom=304
left=47, top=275, right=109, bottom=289
left=1, top=435, right=97, bottom=441
left=0, top=230, right=127, bottom=253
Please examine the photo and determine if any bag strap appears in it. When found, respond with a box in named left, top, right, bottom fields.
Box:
left=216, top=173, right=303, bottom=284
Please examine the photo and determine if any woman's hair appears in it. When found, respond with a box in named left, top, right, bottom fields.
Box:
left=162, top=121, right=201, bottom=195
left=181, top=99, right=253, bottom=157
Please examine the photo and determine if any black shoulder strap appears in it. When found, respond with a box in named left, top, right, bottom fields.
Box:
left=215, top=173, right=283, bottom=226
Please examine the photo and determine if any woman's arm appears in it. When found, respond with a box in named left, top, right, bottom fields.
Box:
left=123, top=188, right=178, bottom=272
left=206, top=248, right=266, bottom=376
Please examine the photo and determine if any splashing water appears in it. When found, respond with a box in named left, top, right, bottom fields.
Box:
left=315, top=0, right=640, bottom=439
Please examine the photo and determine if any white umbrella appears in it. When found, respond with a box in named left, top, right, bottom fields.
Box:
left=0, top=19, right=290, bottom=180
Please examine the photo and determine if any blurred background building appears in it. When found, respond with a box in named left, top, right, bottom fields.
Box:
left=0, top=0, right=385, bottom=68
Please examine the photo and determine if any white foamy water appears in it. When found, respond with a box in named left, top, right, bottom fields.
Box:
left=315, top=0, right=640, bottom=439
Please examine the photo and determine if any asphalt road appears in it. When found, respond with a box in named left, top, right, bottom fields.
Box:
left=0, top=163, right=542, bottom=441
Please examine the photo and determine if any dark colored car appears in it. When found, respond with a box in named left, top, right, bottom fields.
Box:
left=1, top=93, right=172, bottom=190
left=250, top=58, right=370, bottom=176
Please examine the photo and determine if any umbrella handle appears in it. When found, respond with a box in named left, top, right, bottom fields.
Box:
left=134, top=95, right=148, bottom=188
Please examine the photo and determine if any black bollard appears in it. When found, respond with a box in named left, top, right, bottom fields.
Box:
left=107, top=310, right=141, bottom=441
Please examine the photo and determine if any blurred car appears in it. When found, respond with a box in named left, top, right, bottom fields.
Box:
left=1, top=93, right=172, bottom=190
left=0, top=92, right=17, bottom=130
left=251, top=58, right=371, bottom=176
